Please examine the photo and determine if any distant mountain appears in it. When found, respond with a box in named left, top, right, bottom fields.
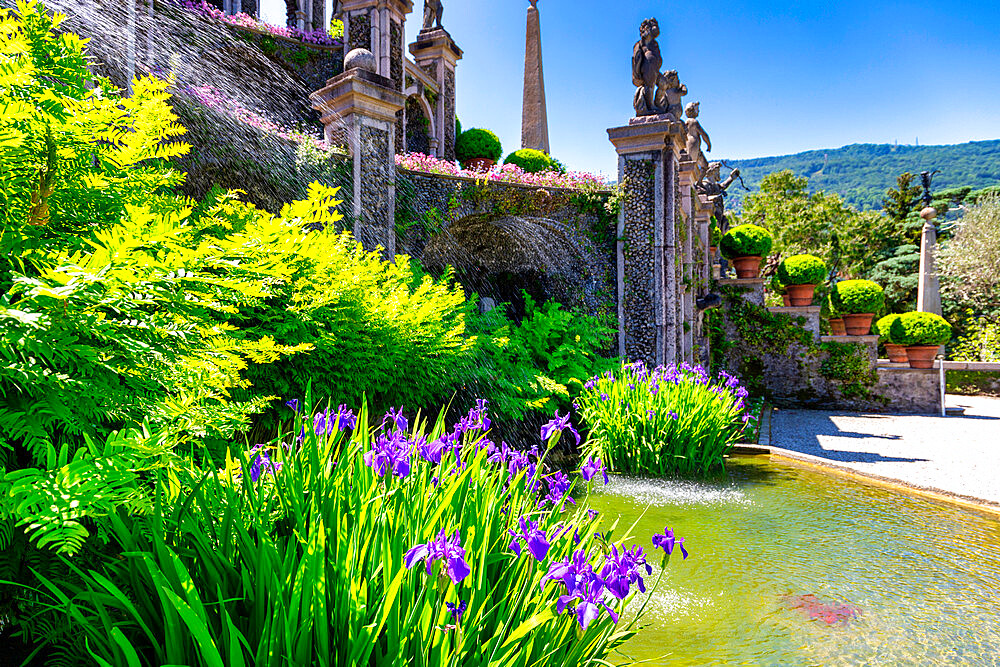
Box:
left=724, top=140, right=1000, bottom=211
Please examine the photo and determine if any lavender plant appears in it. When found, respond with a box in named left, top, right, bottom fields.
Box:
left=29, top=400, right=687, bottom=665
left=576, top=361, right=752, bottom=476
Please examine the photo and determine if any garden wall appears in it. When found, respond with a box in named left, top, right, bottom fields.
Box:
left=712, top=281, right=941, bottom=414
left=395, top=169, right=618, bottom=322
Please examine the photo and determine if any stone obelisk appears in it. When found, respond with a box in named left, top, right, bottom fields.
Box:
left=521, top=0, right=550, bottom=153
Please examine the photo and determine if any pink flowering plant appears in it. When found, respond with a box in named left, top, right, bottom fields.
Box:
left=397, top=152, right=610, bottom=191
left=51, top=398, right=687, bottom=665
left=175, top=0, right=342, bottom=46
left=180, top=82, right=335, bottom=153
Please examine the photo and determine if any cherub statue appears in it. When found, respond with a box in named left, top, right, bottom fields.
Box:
left=697, top=162, right=740, bottom=232
left=423, top=0, right=443, bottom=31
left=632, top=18, right=663, bottom=116
left=684, top=102, right=711, bottom=163
left=655, top=69, right=687, bottom=120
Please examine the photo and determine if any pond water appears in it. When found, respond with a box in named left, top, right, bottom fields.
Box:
left=588, top=456, right=1000, bottom=666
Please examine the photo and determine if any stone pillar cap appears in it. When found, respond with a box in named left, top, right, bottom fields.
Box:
left=311, top=69, right=406, bottom=126
left=410, top=28, right=463, bottom=62
left=608, top=117, right=684, bottom=154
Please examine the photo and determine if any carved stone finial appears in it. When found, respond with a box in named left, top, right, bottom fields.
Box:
left=344, top=48, right=377, bottom=73
left=422, top=0, right=444, bottom=31
left=684, top=101, right=711, bottom=169
left=529, top=0, right=538, bottom=7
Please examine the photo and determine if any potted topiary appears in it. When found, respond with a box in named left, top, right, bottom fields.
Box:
left=777, top=254, right=826, bottom=307
left=830, top=279, right=884, bottom=336
left=720, top=223, right=773, bottom=279
left=826, top=293, right=846, bottom=335
left=889, top=312, right=952, bottom=369
left=875, top=313, right=908, bottom=363
left=503, top=148, right=560, bottom=174
left=456, top=128, right=502, bottom=171
left=709, top=218, right=721, bottom=257
left=770, top=275, right=791, bottom=306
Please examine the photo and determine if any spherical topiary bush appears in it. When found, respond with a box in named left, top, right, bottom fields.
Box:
left=830, top=279, right=885, bottom=314
left=874, top=314, right=903, bottom=342
left=889, top=312, right=952, bottom=346
left=777, top=254, right=826, bottom=286
left=455, top=128, right=502, bottom=165
left=503, top=148, right=557, bottom=174
left=720, top=224, right=773, bottom=260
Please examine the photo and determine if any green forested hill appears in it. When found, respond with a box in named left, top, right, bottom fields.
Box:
left=725, top=140, right=1000, bottom=211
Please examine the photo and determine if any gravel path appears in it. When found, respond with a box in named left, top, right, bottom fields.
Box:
left=768, top=395, right=1000, bottom=507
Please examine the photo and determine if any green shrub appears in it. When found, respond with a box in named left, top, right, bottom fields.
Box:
left=769, top=274, right=787, bottom=295
left=455, top=116, right=462, bottom=137
left=720, top=224, right=773, bottom=259
left=777, top=254, right=826, bottom=285
left=503, top=148, right=558, bottom=174
left=463, top=293, right=617, bottom=421
left=455, top=128, right=502, bottom=164
left=578, top=362, right=750, bottom=476
left=27, top=402, right=683, bottom=665
left=889, top=311, right=953, bottom=346
left=710, top=221, right=722, bottom=247
left=874, top=314, right=903, bottom=343
left=830, top=279, right=885, bottom=314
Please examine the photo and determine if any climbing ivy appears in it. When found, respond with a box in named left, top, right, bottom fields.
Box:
left=819, top=342, right=880, bottom=399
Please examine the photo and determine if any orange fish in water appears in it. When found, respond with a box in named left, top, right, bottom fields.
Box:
left=781, top=593, right=860, bottom=625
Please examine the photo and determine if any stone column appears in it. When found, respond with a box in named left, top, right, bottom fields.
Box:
left=311, top=54, right=405, bottom=258
left=917, top=206, right=942, bottom=316
left=678, top=159, right=699, bottom=364
left=521, top=0, right=549, bottom=154
left=409, top=29, right=462, bottom=161
left=607, top=116, right=687, bottom=367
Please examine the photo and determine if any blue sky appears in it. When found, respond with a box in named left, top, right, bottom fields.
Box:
left=263, top=0, right=1000, bottom=178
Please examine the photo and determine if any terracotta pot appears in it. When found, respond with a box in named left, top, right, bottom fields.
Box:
left=463, top=157, right=496, bottom=172
left=731, top=255, right=762, bottom=279
left=829, top=318, right=847, bottom=336
left=843, top=312, right=875, bottom=336
left=782, top=294, right=792, bottom=307
left=786, top=283, right=816, bottom=307
left=885, top=343, right=909, bottom=363
left=905, top=345, right=939, bottom=369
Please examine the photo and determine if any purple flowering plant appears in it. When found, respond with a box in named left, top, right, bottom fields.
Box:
left=218, top=395, right=687, bottom=663
left=576, top=360, right=753, bottom=476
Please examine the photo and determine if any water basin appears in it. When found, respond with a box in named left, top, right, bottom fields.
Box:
left=588, top=456, right=1000, bottom=666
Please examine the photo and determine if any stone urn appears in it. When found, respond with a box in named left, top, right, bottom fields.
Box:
left=731, top=256, right=762, bottom=279
left=464, top=158, right=496, bottom=172
left=905, top=345, right=939, bottom=369
left=843, top=313, right=875, bottom=336
left=885, top=343, right=909, bottom=364
left=786, top=284, right=816, bottom=307
left=829, top=318, right=847, bottom=336
left=782, top=294, right=792, bottom=307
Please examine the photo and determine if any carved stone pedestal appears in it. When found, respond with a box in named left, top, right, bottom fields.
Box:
left=311, top=67, right=405, bottom=258
left=409, top=29, right=462, bottom=161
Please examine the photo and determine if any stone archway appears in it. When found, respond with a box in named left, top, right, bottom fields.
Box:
left=405, top=96, right=433, bottom=156
left=422, top=215, right=586, bottom=319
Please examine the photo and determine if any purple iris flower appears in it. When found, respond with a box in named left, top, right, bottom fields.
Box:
left=458, top=399, right=491, bottom=434
left=580, top=457, right=609, bottom=485
left=600, top=543, right=653, bottom=600
left=383, top=407, right=408, bottom=432
left=541, top=471, right=576, bottom=510
left=285, top=399, right=300, bottom=413
left=404, top=529, right=471, bottom=584
left=247, top=445, right=281, bottom=482
left=669, top=411, right=679, bottom=421
left=540, top=411, right=581, bottom=446
left=652, top=527, right=688, bottom=559
left=542, top=548, right=620, bottom=631
left=446, top=599, right=468, bottom=623
left=335, top=404, right=357, bottom=430
left=418, top=436, right=448, bottom=465
left=508, top=516, right=551, bottom=561
left=364, top=431, right=411, bottom=478
left=600, top=393, right=610, bottom=402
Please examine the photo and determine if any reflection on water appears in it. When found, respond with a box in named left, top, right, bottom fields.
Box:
left=588, top=457, right=1000, bottom=666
